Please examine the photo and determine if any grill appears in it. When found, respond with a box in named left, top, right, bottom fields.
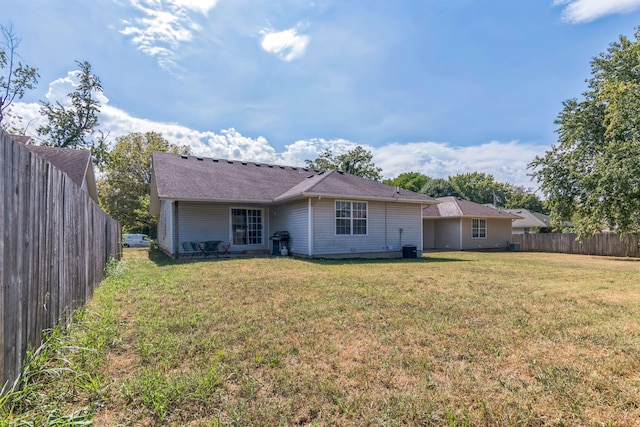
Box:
left=270, top=231, right=290, bottom=255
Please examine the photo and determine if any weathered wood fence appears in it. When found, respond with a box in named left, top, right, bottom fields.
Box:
left=511, top=233, right=640, bottom=258
left=1, top=130, right=121, bottom=389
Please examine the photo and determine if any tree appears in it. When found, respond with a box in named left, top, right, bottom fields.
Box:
left=0, top=23, right=38, bottom=126
left=98, top=132, right=189, bottom=235
left=383, top=172, right=430, bottom=193
left=530, top=28, right=640, bottom=237
left=305, top=146, right=383, bottom=181
left=502, top=184, right=545, bottom=212
left=448, top=172, right=506, bottom=205
left=37, top=60, right=108, bottom=166
left=420, top=177, right=457, bottom=198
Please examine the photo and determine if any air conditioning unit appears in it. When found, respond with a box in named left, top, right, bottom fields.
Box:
left=509, top=242, right=521, bottom=252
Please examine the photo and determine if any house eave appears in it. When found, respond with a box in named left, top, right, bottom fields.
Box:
left=275, top=192, right=438, bottom=204
left=157, top=195, right=274, bottom=205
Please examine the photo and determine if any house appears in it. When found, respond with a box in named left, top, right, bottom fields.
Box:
left=422, top=196, right=521, bottom=251
left=499, top=208, right=552, bottom=234
left=149, top=152, right=439, bottom=258
left=16, top=137, right=99, bottom=204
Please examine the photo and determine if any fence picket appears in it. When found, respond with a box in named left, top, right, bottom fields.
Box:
left=511, top=233, right=640, bottom=257
left=0, top=130, right=121, bottom=388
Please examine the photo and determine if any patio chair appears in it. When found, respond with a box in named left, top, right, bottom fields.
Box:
left=181, top=241, right=200, bottom=258
left=203, top=240, right=231, bottom=258
left=190, top=241, right=206, bottom=257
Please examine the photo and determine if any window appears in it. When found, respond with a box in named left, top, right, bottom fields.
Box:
left=472, top=218, right=486, bottom=239
left=336, top=201, right=367, bottom=235
left=232, top=208, right=263, bottom=245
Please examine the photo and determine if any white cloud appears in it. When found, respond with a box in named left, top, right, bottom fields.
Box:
left=260, top=27, right=310, bottom=61
left=553, top=0, right=640, bottom=23
left=119, top=0, right=218, bottom=70
left=372, top=141, right=543, bottom=188
left=8, top=75, right=547, bottom=190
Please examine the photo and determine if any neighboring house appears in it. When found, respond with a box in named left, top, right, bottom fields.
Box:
left=150, top=152, right=439, bottom=258
left=500, top=208, right=552, bottom=234
left=16, top=136, right=99, bottom=204
left=423, top=196, right=521, bottom=251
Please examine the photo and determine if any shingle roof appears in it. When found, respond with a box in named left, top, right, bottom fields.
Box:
left=423, top=196, right=522, bottom=219
left=24, top=145, right=92, bottom=188
left=501, top=208, right=551, bottom=228
left=151, top=151, right=438, bottom=205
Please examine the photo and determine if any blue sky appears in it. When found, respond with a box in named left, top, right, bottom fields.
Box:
left=4, top=0, right=640, bottom=187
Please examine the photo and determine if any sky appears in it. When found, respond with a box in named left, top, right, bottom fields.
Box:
left=3, top=0, right=640, bottom=188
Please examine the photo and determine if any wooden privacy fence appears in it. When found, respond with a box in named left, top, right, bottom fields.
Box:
left=511, top=233, right=640, bottom=258
left=1, top=131, right=121, bottom=389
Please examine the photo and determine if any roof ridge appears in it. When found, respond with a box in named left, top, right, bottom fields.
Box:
left=273, top=169, right=334, bottom=200
left=450, top=197, right=464, bottom=216
left=300, top=169, right=336, bottom=193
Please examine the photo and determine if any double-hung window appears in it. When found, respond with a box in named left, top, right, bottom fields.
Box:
left=232, top=208, right=263, bottom=245
left=472, top=218, right=487, bottom=239
left=336, top=201, right=367, bottom=235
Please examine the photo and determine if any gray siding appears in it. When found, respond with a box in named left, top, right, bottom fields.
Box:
left=311, top=199, right=422, bottom=256
left=157, top=200, right=174, bottom=254
left=423, top=219, right=435, bottom=249
left=271, top=200, right=310, bottom=256
left=175, top=202, right=271, bottom=255
left=460, top=218, right=511, bottom=250
left=433, top=218, right=461, bottom=250
left=426, top=217, right=513, bottom=251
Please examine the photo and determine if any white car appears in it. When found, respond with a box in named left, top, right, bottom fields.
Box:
left=122, top=234, right=151, bottom=248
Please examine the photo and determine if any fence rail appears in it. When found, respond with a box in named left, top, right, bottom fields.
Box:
left=1, top=130, right=121, bottom=388
left=511, top=233, right=640, bottom=258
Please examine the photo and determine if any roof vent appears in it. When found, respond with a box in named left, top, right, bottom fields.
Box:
left=241, top=162, right=247, bottom=165
left=213, top=159, right=219, bottom=163
left=279, top=166, right=285, bottom=169
left=227, top=160, right=234, bottom=164
left=291, top=167, right=297, bottom=170
left=181, top=155, right=188, bottom=159
left=196, top=157, right=203, bottom=161
left=255, top=163, right=261, bottom=167
left=268, top=165, right=273, bottom=168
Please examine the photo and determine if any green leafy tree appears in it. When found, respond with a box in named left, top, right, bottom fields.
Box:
left=530, top=28, right=640, bottom=237
left=37, top=60, right=108, bottom=166
left=383, top=172, right=430, bottom=193
left=305, top=146, right=383, bottom=181
left=0, top=23, right=39, bottom=126
left=98, top=132, right=189, bottom=235
left=448, top=172, right=506, bottom=205
left=502, top=184, right=545, bottom=212
left=420, top=177, right=457, bottom=198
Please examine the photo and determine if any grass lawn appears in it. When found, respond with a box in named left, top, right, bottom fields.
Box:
left=3, top=250, right=640, bottom=426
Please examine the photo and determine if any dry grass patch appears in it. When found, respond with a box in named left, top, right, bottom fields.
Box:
left=4, top=249, right=640, bottom=426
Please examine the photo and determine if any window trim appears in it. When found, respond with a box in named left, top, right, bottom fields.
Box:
left=471, top=218, right=487, bottom=239
left=335, top=200, right=368, bottom=236
left=230, top=207, right=264, bottom=246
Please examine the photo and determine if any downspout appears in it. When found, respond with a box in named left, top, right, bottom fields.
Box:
left=384, top=202, right=388, bottom=249
left=173, top=201, right=179, bottom=257
left=308, top=198, right=313, bottom=256
left=459, top=219, right=463, bottom=250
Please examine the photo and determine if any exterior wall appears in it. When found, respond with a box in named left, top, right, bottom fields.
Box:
left=311, top=199, right=422, bottom=257
left=460, top=218, right=511, bottom=250
left=176, top=202, right=271, bottom=255
left=157, top=200, right=175, bottom=254
left=271, top=200, right=310, bottom=256
left=423, top=219, right=435, bottom=249
left=433, top=218, right=461, bottom=250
